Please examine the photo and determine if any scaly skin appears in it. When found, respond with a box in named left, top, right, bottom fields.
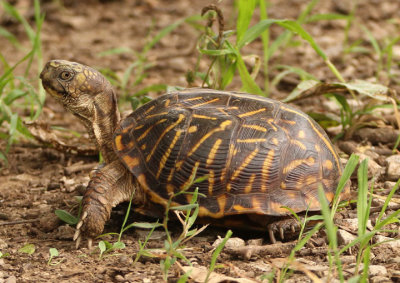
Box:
left=40, top=60, right=136, bottom=248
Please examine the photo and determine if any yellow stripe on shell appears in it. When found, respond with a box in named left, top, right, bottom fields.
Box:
left=237, top=138, right=267, bottom=143
left=206, top=139, right=222, bottom=165
left=192, top=114, right=217, bottom=120
left=238, top=108, right=266, bottom=118
left=137, top=119, right=167, bottom=142
left=280, top=105, right=341, bottom=173
left=188, top=120, right=232, bottom=157
left=290, top=139, right=306, bottom=150
left=283, top=157, right=315, bottom=175
left=156, top=130, right=182, bottom=178
left=146, top=114, right=185, bottom=162
left=227, top=148, right=259, bottom=192
left=242, top=124, right=267, bottom=132
left=244, top=174, right=256, bottom=193
left=190, top=97, right=220, bottom=107
left=208, top=170, right=215, bottom=195
left=261, top=149, right=275, bottom=192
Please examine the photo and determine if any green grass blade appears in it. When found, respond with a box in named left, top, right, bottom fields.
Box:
left=307, top=13, right=351, bottom=22
left=2, top=1, right=35, bottom=41
left=377, top=179, right=400, bottom=224
left=205, top=230, right=233, bottom=282
left=357, top=159, right=369, bottom=237
left=236, top=0, right=257, bottom=45
left=142, top=18, right=185, bottom=55
left=0, top=27, right=22, bottom=48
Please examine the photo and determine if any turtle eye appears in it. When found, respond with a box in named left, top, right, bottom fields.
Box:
left=59, top=71, right=74, bottom=81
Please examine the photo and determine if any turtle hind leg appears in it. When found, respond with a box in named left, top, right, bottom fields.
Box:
left=267, top=217, right=303, bottom=244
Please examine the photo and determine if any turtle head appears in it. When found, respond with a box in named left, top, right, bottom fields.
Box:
left=40, top=60, right=113, bottom=115
left=40, top=60, right=120, bottom=163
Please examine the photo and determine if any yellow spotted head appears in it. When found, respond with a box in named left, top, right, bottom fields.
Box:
left=40, top=60, right=116, bottom=121
left=40, top=60, right=112, bottom=104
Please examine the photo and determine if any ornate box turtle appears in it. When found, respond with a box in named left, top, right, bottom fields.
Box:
left=40, top=60, right=349, bottom=248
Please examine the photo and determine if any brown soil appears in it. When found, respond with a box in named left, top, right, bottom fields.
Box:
left=1, top=0, right=400, bottom=282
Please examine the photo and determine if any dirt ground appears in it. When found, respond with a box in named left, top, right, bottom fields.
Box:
left=1, top=0, right=400, bottom=282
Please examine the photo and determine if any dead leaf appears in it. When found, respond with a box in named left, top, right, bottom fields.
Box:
left=180, top=266, right=257, bottom=283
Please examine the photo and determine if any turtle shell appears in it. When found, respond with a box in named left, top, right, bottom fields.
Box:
left=113, top=89, right=347, bottom=218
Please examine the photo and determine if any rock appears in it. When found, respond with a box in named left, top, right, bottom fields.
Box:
left=370, top=276, right=392, bottom=283
left=4, top=276, right=16, bottom=283
left=55, top=225, right=75, bottom=240
left=358, top=153, right=384, bottom=179
left=389, top=257, right=400, bottom=264
left=0, top=239, right=8, bottom=250
left=114, top=274, right=125, bottom=282
left=340, top=255, right=356, bottom=264
left=374, top=235, right=400, bottom=249
left=337, top=229, right=356, bottom=245
left=369, top=265, right=388, bottom=277
left=340, top=218, right=373, bottom=233
left=133, top=230, right=166, bottom=241
left=384, top=181, right=397, bottom=191
left=247, top=238, right=263, bottom=246
left=212, top=237, right=245, bottom=249
left=39, top=214, right=61, bottom=232
left=386, top=155, right=400, bottom=181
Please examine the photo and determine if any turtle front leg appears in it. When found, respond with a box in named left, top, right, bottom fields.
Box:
left=74, top=161, right=133, bottom=249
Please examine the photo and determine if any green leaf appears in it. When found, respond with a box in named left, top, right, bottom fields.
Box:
left=113, top=241, right=126, bottom=250
left=49, top=248, right=59, bottom=257
left=335, top=80, right=389, bottom=101
left=171, top=204, right=198, bottom=211
left=54, top=209, right=79, bottom=225
left=4, top=89, right=27, bottom=105
left=198, top=48, right=236, bottom=56
left=129, top=222, right=163, bottom=229
left=98, top=241, right=107, bottom=253
left=18, top=243, right=35, bottom=255
left=235, top=49, right=263, bottom=95
left=205, top=230, right=233, bottom=282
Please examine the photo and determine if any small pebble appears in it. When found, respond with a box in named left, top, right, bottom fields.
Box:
left=115, top=274, right=125, bottom=282
left=5, top=276, right=17, bottom=283
left=374, top=235, right=400, bottom=249
left=369, top=265, right=388, bottom=277
left=386, top=155, right=400, bottom=181
left=337, top=229, right=356, bottom=245
left=370, top=276, right=392, bottom=283
left=384, top=181, right=397, bottom=191
left=212, top=237, right=245, bottom=249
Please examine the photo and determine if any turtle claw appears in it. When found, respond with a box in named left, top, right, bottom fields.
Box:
left=75, top=234, right=81, bottom=249
left=267, top=218, right=303, bottom=243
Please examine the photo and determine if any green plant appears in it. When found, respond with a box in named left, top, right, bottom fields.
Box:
left=18, top=243, right=35, bottom=255
left=47, top=248, right=64, bottom=265
left=0, top=0, right=45, bottom=162
left=97, top=240, right=126, bottom=260
left=198, top=0, right=350, bottom=95
left=0, top=251, right=10, bottom=258
left=204, top=230, right=233, bottom=282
